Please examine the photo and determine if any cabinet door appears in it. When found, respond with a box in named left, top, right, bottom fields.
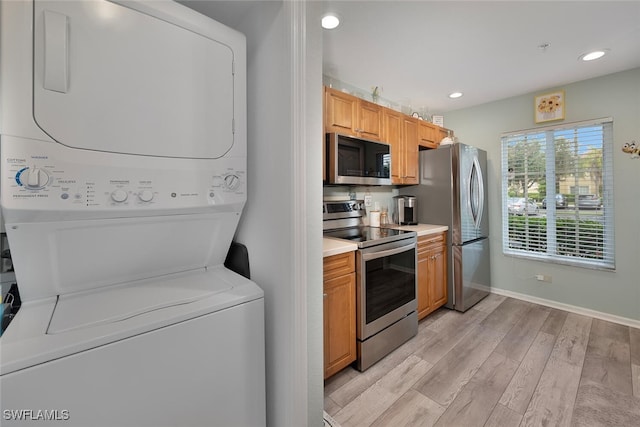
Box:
left=417, top=245, right=431, bottom=320
left=357, top=99, right=382, bottom=141
left=402, top=117, right=419, bottom=184
left=383, top=109, right=403, bottom=184
left=324, top=272, right=356, bottom=379
left=418, top=121, right=438, bottom=149
left=325, top=87, right=357, bottom=135
left=428, top=244, right=448, bottom=308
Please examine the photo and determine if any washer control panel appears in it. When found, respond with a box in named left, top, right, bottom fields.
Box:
left=1, top=138, right=246, bottom=213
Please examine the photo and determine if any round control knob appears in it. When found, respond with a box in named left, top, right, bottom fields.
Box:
left=138, top=190, right=154, bottom=202
left=223, top=174, right=240, bottom=190
left=111, top=189, right=128, bottom=203
left=18, top=166, right=51, bottom=190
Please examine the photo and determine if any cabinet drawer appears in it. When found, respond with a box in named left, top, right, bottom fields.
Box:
left=323, top=251, right=355, bottom=280
left=418, top=232, right=446, bottom=251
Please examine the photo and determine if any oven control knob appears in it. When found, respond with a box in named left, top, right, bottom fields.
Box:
left=18, top=166, right=51, bottom=190
left=111, top=189, right=128, bottom=203
left=138, top=190, right=154, bottom=202
left=223, top=174, right=240, bottom=190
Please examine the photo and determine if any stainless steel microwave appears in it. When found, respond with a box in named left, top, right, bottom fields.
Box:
left=326, top=133, right=391, bottom=185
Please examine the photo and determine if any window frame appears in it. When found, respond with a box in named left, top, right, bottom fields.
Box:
left=501, top=117, right=615, bottom=270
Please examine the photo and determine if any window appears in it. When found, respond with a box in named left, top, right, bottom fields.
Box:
left=502, top=118, right=614, bottom=270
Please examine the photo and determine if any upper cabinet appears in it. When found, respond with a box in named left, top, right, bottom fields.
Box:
left=323, top=86, right=453, bottom=185
left=400, top=117, right=419, bottom=185
left=418, top=121, right=438, bottom=149
left=325, top=87, right=382, bottom=141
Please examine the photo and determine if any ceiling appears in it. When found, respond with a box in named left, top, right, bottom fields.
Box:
left=180, top=1, right=640, bottom=115
left=323, top=1, right=640, bottom=113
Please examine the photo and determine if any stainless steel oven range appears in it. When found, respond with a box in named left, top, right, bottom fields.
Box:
left=323, top=200, right=418, bottom=371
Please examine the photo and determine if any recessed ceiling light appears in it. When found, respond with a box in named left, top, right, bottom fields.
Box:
left=579, top=50, right=608, bottom=61
left=448, top=92, right=463, bottom=99
left=321, top=14, right=340, bottom=30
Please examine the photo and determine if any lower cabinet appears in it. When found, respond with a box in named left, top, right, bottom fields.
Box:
left=323, top=252, right=356, bottom=379
left=417, top=232, right=448, bottom=320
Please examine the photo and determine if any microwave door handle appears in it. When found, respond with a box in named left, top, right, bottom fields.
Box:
left=361, top=243, right=415, bottom=261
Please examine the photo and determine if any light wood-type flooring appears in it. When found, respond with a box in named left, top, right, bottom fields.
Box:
left=324, top=294, right=640, bottom=427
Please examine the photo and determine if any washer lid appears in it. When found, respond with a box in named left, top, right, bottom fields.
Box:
left=47, top=269, right=232, bottom=335
left=33, top=0, right=237, bottom=159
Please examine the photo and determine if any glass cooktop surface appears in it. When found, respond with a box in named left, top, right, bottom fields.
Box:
left=323, top=226, right=416, bottom=248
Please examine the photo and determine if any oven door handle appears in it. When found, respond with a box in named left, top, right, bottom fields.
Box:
left=361, top=243, right=415, bottom=261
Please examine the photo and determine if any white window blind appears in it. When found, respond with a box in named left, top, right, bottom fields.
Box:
left=501, top=118, right=614, bottom=270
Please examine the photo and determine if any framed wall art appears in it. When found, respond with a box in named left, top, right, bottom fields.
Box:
left=535, top=90, right=565, bottom=123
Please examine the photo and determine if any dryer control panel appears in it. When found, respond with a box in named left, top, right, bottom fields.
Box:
left=1, top=137, right=246, bottom=217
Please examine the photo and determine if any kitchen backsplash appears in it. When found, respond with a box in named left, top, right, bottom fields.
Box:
left=323, top=186, right=399, bottom=225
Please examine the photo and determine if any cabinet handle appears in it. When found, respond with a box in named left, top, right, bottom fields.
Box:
left=323, top=293, right=328, bottom=298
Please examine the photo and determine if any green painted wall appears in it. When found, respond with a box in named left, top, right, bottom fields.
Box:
left=445, top=68, right=640, bottom=321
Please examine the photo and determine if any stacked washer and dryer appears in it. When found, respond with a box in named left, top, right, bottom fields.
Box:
left=0, top=1, right=265, bottom=426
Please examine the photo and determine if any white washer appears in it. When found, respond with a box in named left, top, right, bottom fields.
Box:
left=0, top=1, right=264, bottom=426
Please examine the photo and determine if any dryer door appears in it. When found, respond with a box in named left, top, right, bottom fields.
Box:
left=32, top=0, right=236, bottom=159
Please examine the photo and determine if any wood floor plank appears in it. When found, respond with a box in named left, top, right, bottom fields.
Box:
left=484, top=403, right=523, bottom=427
left=499, top=331, right=556, bottom=414
left=480, top=297, right=534, bottom=335
left=419, top=307, right=450, bottom=332
left=630, top=327, right=640, bottom=365
left=471, top=293, right=506, bottom=313
left=413, top=308, right=489, bottom=364
left=520, top=314, right=592, bottom=426
left=413, top=324, right=505, bottom=406
left=590, top=318, right=630, bottom=343
left=494, top=305, right=550, bottom=362
left=433, top=352, right=519, bottom=426
left=328, top=338, right=417, bottom=407
left=334, top=355, right=432, bottom=427
left=572, top=379, right=640, bottom=427
left=550, top=312, right=592, bottom=366
left=324, top=395, right=341, bottom=418
left=370, top=389, right=445, bottom=427
left=324, top=365, right=359, bottom=396
left=581, top=332, right=632, bottom=395
left=521, top=356, right=583, bottom=427
left=539, top=308, right=569, bottom=336
left=633, top=364, right=640, bottom=398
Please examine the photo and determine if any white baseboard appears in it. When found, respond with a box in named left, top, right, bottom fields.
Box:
left=489, top=288, right=640, bottom=329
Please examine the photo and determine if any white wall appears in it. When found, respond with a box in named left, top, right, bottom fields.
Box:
left=180, top=1, right=324, bottom=425
left=445, top=68, right=640, bottom=322
left=234, top=3, right=323, bottom=426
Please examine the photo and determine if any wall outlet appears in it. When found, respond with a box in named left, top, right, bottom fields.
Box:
left=364, top=195, right=372, bottom=207
left=535, top=274, right=552, bottom=283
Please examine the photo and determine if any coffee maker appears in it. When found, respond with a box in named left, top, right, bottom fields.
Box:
left=393, top=195, right=418, bottom=225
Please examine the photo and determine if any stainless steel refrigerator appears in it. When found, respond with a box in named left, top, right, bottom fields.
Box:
left=401, top=143, right=491, bottom=312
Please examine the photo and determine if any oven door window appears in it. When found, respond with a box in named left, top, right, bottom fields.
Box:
left=365, top=248, right=415, bottom=324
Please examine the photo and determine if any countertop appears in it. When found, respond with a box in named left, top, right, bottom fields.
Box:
left=323, top=224, right=448, bottom=258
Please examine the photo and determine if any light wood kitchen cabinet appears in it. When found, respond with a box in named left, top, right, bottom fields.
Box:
left=418, top=120, right=438, bottom=149
left=417, top=232, right=448, bottom=320
left=385, top=109, right=419, bottom=185
left=323, top=251, right=356, bottom=379
left=400, top=117, right=419, bottom=184
left=324, top=86, right=382, bottom=141
left=323, top=85, right=453, bottom=185
left=382, top=109, right=403, bottom=184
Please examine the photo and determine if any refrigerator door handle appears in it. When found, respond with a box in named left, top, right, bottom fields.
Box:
left=468, top=157, right=484, bottom=229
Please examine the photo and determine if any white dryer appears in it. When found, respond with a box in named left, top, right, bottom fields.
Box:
left=0, top=1, right=264, bottom=426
